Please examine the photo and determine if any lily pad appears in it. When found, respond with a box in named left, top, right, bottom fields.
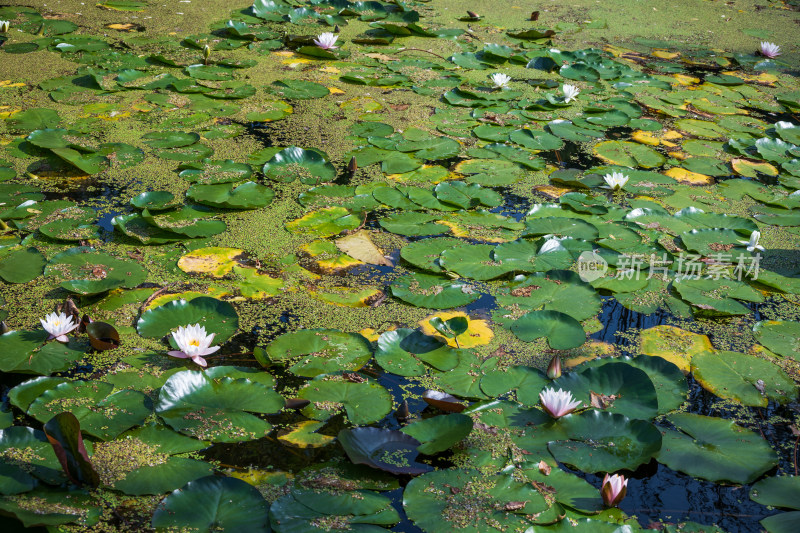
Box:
left=655, top=413, right=778, bottom=484
left=259, top=329, right=372, bottom=378
left=137, top=296, right=239, bottom=342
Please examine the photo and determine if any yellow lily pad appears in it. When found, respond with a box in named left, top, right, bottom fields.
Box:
left=671, top=73, right=701, bottom=86
left=299, top=239, right=363, bottom=273
left=664, top=167, right=714, bottom=185
left=177, top=247, right=245, bottom=278
left=731, top=158, right=778, bottom=178
left=639, top=325, right=714, bottom=373
left=335, top=230, right=392, bottom=267
left=419, top=311, right=494, bottom=348
left=534, top=184, right=573, bottom=199
left=561, top=340, right=618, bottom=369
left=652, top=49, right=680, bottom=60
left=0, top=81, right=26, bottom=88
left=278, top=421, right=335, bottom=448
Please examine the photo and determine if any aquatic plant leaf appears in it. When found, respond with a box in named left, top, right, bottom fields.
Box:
left=639, top=325, right=714, bottom=373
left=0, top=330, right=86, bottom=375
left=752, top=320, right=800, bottom=361
left=152, top=476, right=270, bottom=532
left=551, top=362, right=659, bottom=420
left=43, top=413, right=99, bottom=487
left=0, top=247, right=46, bottom=283
left=691, top=350, right=797, bottom=407
left=285, top=207, right=361, bottom=237
left=268, top=79, right=329, bottom=99
left=510, top=310, right=586, bottom=350
left=656, top=413, right=778, bottom=484
left=750, top=476, right=800, bottom=510
left=404, top=469, right=555, bottom=532
left=45, top=247, right=147, bottom=295
left=337, top=427, right=432, bottom=475
left=0, top=426, right=64, bottom=492
left=298, top=372, right=392, bottom=425
left=548, top=411, right=662, bottom=472
left=390, top=273, right=479, bottom=310
left=177, top=247, right=245, bottom=278
left=374, top=328, right=459, bottom=376
left=0, top=487, right=101, bottom=528
left=156, top=369, right=283, bottom=442
left=113, top=457, right=213, bottom=495
left=401, top=414, right=473, bottom=455
left=262, top=329, right=372, bottom=377
left=137, top=296, right=239, bottom=342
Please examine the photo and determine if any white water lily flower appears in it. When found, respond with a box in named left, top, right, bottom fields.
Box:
left=561, top=84, right=580, bottom=103
left=602, top=171, right=629, bottom=191
left=41, top=312, right=79, bottom=343
left=490, top=72, right=512, bottom=89
left=0, top=21, right=9, bottom=33
left=759, top=42, right=781, bottom=59
left=313, top=32, right=339, bottom=50
left=738, top=230, right=765, bottom=253
left=539, top=387, right=582, bottom=418
left=168, top=323, right=220, bottom=367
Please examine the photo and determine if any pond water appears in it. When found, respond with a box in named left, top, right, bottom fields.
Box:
left=0, top=0, right=799, bottom=532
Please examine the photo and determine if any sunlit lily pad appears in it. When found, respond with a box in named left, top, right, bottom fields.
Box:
left=137, top=296, right=239, bottom=342
left=374, top=328, right=460, bottom=376
left=259, top=329, right=372, bottom=377
left=298, top=372, right=392, bottom=425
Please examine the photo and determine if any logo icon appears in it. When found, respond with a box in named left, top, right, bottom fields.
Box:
left=577, top=251, right=608, bottom=282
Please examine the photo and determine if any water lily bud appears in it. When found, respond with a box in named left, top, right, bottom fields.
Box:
left=466, top=11, right=479, bottom=19
left=601, top=473, right=628, bottom=507
left=546, top=354, right=562, bottom=379
left=530, top=11, right=540, bottom=21
left=348, top=156, right=357, bottom=175
left=0, top=21, right=9, bottom=33
left=203, top=44, right=211, bottom=60
left=0, top=321, right=9, bottom=335
left=334, top=25, right=340, bottom=33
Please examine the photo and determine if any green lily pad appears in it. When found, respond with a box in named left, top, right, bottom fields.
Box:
left=262, top=146, right=336, bottom=184
left=268, top=79, right=330, bottom=99
left=298, top=372, right=392, bottom=425
left=400, top=414, right=473, bottom=455
left=137, top=296, right=239, bottom=342
left=113, top=457, right=213, bottom=495
left=0, top=247, right=46, bottom=283
left=510, top=310, right=586, bottom=350
left=156, top=369, right=283, bottom=442
left=152, top=476, right=269, bottom=532
left=752, top=320, right=800, bottom=361
left=390, top=273, right=479, bottom=309
left=655, top=413, right=778, bottom=484
left=691, top=350, right=798, bottom=407
left=45, top=247, right=147, bottom=295
left=259, top=329, right=372, bottom=377
left=552, top=362, right=659, bottom=420
left=404, top=469, right=557, bottom=532
left=338, top=427, right=432, bottom=475
left=187, top=181, right=274, bottom=209
left=548, top=411, right=662, bottom=472
left=374, top=328, right=460, bottom=376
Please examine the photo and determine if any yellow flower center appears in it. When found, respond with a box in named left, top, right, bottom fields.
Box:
left=189, top=339, right=200, bottom=347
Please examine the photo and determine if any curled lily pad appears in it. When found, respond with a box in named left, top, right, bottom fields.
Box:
left=86, top=321, right=120, bottom=351
left=510, top=310, right=586, bottom=350
left=551, top=362, right=659, bottom=420
left=338, top=427, right=432, bottom=475
left=374, top=328, right=460, bottom=376
left=130, top=191, right=179, bottom=210
left=137, top=296, right=239, bottom=342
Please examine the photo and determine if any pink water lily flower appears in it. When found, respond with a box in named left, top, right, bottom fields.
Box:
left=168, top=323, right=219, bottom=367
left=759, top=42, right=780, bottom=59
left=313, top=32, right=339, bottom=50
left=41, top=312, right=79, bottom=343
left=539, top=387, right=582, bottom=418
left=601, top=473, right=628, bottom=507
